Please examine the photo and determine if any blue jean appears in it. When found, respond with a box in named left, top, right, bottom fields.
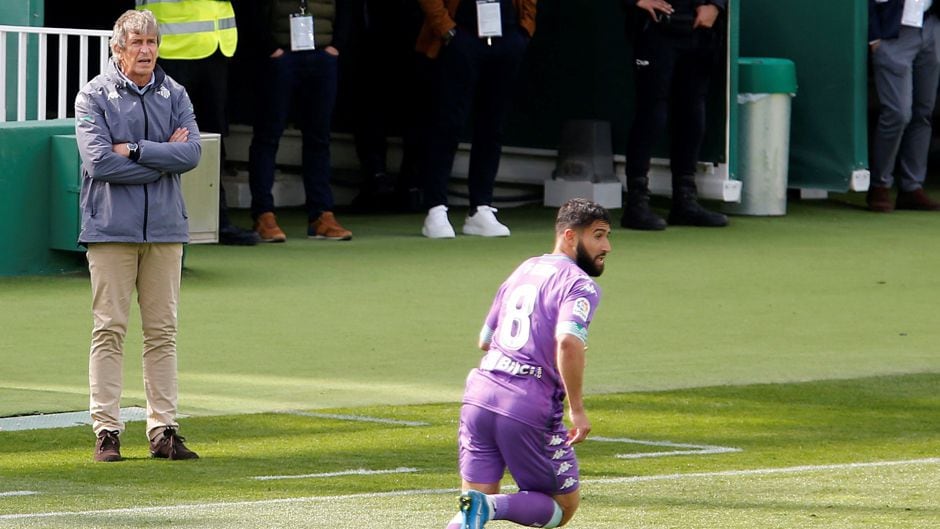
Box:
left=249, top=49, right=338, bottom=221
left=423, top=26, right=529, bottom=209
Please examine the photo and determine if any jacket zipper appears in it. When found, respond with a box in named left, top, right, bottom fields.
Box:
left=136, top=90, right=151, bottom=241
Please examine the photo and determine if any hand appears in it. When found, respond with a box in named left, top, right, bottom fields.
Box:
left=167, top=127, right=189, bottom=143
left=693, top=4, right=720, bottom=29
left=636, top=0, right=674, bottom=20
left=870, top=40, right=881, bottom=53
left=270, top=48, right=285, bottom=59
left=565, top=409, right=591, bottom=446
left=325, top=46, right=339, bottom=56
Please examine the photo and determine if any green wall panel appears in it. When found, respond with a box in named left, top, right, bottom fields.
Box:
left=739, top=0, right=868, bottom=191
left=0, top=119, right=85, bottom=276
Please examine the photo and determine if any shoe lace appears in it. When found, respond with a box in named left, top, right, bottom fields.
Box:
left=98, top=430, right=119, bottom=451
left=162, top=427, right=187, bottom=456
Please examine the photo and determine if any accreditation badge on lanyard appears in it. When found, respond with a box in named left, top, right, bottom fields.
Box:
left=290, top=0, right=316, bottom=51
left=476, top=0, right=503, bottom=40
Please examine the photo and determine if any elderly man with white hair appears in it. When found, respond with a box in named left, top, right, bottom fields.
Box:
left=74, top=9, right=201, bottom=462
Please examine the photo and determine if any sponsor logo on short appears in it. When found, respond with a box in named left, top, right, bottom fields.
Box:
left=549, top=435, right=565, bottom=446
left=556, top=462, right=573, bottom=475
left=562, top=477, right=578, bottom=489
left=552, top=449, right=567, bottom=460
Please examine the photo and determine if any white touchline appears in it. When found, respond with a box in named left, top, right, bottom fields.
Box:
left=252, top=467, right=419, bottom=481
left=280, top=410, right=429, bottom=427
left=591, top=436, right=742, bottom=459
left=3, top=458, right=939, bottom=521
left=0, top=491, right=37, bottom=498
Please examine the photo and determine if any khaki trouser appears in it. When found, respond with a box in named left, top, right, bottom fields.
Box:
left=87, top=243, right=183, bottom=440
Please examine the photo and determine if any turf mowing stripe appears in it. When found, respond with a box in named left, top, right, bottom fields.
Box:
left=0, top=491, right=37, bottom=498
left=281, top=410, right=429, bottom=427
left=251, top=467, right=419, bottom=481
left=591, top=436, right=742, bottom=459
left=4, top=458, right=938, bottom=521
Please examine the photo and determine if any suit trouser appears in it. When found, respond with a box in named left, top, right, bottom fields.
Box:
left=87, top=243, right=183, bottom=440
left=871, top=17, right=940, bottom=191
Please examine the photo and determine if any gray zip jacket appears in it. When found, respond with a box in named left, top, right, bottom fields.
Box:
left=75, top=60, right=201, bottom=244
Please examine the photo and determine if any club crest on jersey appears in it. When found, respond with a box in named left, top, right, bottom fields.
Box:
left=573, top=297, right=590, bottom=321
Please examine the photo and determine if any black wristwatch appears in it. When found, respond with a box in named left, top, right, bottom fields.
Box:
left=127, top=142, right=140, bottom=162
left=443, top=28, right=457, bottom=45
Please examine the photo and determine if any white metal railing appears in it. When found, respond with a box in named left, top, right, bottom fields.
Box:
left=0, top=25, right=111, bottom=122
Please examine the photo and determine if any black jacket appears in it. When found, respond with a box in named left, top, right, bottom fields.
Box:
left=869, top=0, right=940, bottom=42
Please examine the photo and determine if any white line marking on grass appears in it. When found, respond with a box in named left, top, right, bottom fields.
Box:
left=0, top=488, right=456, bottom=521
left=0, top=491, right=37, bottom=498
left=4, top=458, right=938, bottom=521
left=589, top=457, right=940, bottom=485
left=280, top=410, right=429, bottom=427
left=591, top=436, right=742, bottom=459
left=252, top=467, right=419, bottom=481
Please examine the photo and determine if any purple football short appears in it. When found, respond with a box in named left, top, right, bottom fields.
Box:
left=458, top=404, right=580, bottom=495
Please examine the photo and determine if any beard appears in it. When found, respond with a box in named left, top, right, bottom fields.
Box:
left=575, top=241, right=605, bottom=277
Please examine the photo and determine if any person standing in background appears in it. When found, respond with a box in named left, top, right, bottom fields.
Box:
left=868, top=0, right=940, bottom=212
left=620, top=0, right=729, bottom=231
left=247, top=0, right=354, bottom=242
left=415, top=0, right=536, bottom=239
left=137, top=0, right=261, bottom=245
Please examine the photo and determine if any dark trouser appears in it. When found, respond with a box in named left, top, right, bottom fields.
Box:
left=248, top=49, right=338, bottom=222
left=158, top=52, right=234, bottom=227
left=870, top=17, right=940, bottom=191
left=625, top=23, right=720, bottom=191
left=423, top=26, right=529, bottom=209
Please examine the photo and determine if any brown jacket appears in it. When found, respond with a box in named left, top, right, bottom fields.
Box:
left=415, top=0, right=537, bottom=58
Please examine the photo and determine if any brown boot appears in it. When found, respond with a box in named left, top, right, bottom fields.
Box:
left=308, top=212, right=352, bottom=241
left=254, top=212, right=287, bottom=242
left=866, top=186, right=894, bottom=213
left=94, top=430, right=122, bottom=462
left=895, top=188, right=940, bottom=211
left=150, top=427, right=199, bottom=460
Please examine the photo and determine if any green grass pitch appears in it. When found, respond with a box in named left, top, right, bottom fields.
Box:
left=1, top=198, right=939, bottom=528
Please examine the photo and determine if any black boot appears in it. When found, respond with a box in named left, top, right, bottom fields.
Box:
left=621, top=177, right=666, bottom=231
left=668, top=175, right=728, bottom=227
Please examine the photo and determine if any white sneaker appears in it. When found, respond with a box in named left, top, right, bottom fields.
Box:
left=463, top=205, right=511, bottom=237
left=422, top=205, right=456, bottom=239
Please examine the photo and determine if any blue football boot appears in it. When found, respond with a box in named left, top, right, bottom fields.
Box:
left=459, top=490, right=490, bottom=529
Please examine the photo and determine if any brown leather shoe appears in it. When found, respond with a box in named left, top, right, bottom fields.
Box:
left=254, top=211, right=287, bottom=242
left=94, top=430, right=122, bottom=462
left=895, top=188, right=940, bottom=211
left=308, top=211, right=352, bottom=241
left=866, top=186, right=894, bottom=213
left=150, top=427, right=199, bottom=460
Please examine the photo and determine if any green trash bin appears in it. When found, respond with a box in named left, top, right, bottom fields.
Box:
left=726, top=58, right=798, bottom=216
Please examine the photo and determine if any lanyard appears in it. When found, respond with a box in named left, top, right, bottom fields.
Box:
left=299, top=0, right=308, bottom=15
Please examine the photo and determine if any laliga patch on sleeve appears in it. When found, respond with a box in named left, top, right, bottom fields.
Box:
left=573, top=297, right=590, bottom=321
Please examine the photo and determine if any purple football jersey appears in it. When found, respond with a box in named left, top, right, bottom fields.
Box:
left=463, top=254, right=602, bottom=429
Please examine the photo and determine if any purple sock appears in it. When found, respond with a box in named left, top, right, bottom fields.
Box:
left=491, top=491, right=557, bottom=527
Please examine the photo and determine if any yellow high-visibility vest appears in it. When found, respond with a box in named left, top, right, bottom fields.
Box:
left=136, top=0, right=238, bottom=59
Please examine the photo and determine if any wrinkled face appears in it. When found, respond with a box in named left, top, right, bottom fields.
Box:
left=116, top=32, right=158, bottom=86
left=574, top=220, right=611, bottom=277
